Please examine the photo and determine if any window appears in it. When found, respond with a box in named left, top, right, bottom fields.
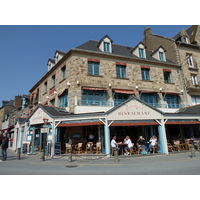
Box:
left=43, top=81, right=47, bottom=93
left=104, top=42, right=110, bottom=52
left=192, top=96, right=200, bottom=105
left=187, top=55, right=194, bottom=68
left=191, top=75, right=198, bottom=85
left=61, top=65, right=66, bottom=80
left=159, top=52, right=164, bottom=61
left=183, top=36, right=189, bottom=43
left=141, top=93, right=158, bottom=107
left=58, top=90, right=68, bottom=108
left=139, top=48, right=145, bottom=58
left=114, top=93, right=132, bottom=106
left=163, top=70, right=172, bottom=83
left=141, top=68, right=150, bottom=80
left=52, top=74, right=56, bottom=88
left=164, top=94, right=180, bottom=108
left=88, top=61, right=100, bottom=75
left=50, top=99, right=55, bottom=106
left=82, top=90, right=107, bottom=106
left=116, top=65, right=127, bottom=78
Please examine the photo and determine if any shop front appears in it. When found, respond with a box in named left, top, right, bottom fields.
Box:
left=25, top=106, right=53, bottom=154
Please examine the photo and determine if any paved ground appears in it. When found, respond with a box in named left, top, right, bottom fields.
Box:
left=1, top=150, right=200, bottom=175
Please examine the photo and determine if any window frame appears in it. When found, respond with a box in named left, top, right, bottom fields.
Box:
left=141, top=67, right=150, bottom=81
left=159, top=52, right=165, bottom=61
left=43, top=81, right=47, bottom=94
left=104, top=42, right=110, bottom=53
left=58, top=91, right=68, bottom=108
left=163, top=70, right=172, bottom=83
left=116, top=64, right=127, bottom=78
left=61, top=65, right=66, bottom=80
left=88, top=61, right=100, bottom=76
left=139, top=48, right=145, bottom=58
left=187, top=54, right=194, bottom=68
left=51, top=74, right=56, bottom=88
left=191, top=74, right=198, bottom=85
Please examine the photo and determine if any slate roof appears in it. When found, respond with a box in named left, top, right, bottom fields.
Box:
left=177, top=104, right=200, bottom=114
left=17, top=117, right=27, bottom=124
left=38, top=104, right=70, bottom=117
left=76, top=40, right=176, bottom=65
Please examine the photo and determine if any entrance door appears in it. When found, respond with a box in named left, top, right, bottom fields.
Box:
left=41, top=133, right=47, bottom=150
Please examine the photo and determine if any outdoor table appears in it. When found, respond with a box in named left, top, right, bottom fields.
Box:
left=117, top=143, right=127, bottom=155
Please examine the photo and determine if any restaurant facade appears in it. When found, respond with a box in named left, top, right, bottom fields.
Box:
left=15, top=96, right=200, bottom=157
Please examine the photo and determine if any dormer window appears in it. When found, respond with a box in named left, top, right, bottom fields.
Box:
left=151, top=46, right=166, bottom=62
left=139, top=48, right=145, bottom=58
left=98, top=35, right=113, bottom=53
left=183, top=36, right=189, bottom=43
left=159, top=52, right=164, bottom=61
left=131, top=42, right=146, bottom=59
left=104, top=42, right=110, bottom=52
left=54, top=50, right=65, bottom=64
left=47, top=59, right=55, bottom=71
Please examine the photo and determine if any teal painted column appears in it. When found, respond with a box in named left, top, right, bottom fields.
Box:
left=158, top=125, right=165, bottom=153
left=157, top=119, right=168, bottom=154
left=104, top=117, right=110, bottom=156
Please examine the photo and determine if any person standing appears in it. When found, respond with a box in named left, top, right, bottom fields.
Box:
left=0, top=133, right=9, bottom=161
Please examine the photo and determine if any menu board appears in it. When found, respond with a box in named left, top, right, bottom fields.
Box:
left=22, top=143, right=27, bottom=153
left=55, top=143, right=61, bottom=155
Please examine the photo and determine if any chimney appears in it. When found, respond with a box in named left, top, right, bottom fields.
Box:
left=144, top=27, right=152, bottom=36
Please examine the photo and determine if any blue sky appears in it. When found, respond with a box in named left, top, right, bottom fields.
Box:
left=0, top=25, right=191, bottom=107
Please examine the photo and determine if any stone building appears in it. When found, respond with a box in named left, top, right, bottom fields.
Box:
left=24, top=34, right=193, bottom=155
left=144, top=25, right=200, bottom=106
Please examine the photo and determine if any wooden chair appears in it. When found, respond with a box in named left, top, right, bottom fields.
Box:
left=110, top=145, right=115, bottom=156
left=75, top=143, right=83, bottom=154
left=173, top=140, right=181, bottom=152
left=167, top=143, right=173, bottom=152
left=136, top=143, right=143, bottom=154
left=152, top=144, right=158, bottom=154
left=127, top=144, right=135, bottom=155
left=86, top=142, right=93, bottom=154
left=93, top=142, right=101, bottom=154
left=184, top=139, right=192, bottom=150
left=65, top=143, right=72, bottom=154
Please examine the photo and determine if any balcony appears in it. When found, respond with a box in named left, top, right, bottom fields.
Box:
left=187, top=80, right=200, bottom=92
left=74, top=98, right=190, bottom=114
left=147, top=103, right=189, bottom=109
left=77, top=100, right=113, bottom=107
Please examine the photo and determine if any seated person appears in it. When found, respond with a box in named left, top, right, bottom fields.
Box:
left=148, top=135, right=157, bottom=152
left=111, top=136, right=121, bottom=155
left=124, top=136, right=133, bottom=155
left=137, top=136, right=147, bottom=151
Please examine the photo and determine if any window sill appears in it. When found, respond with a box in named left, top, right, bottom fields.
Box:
left=164, top=82, right=174, bottom=84
left=141, top=79, right=153, bottom=82
left=59, top=78, right=66, bottom=84
left=188, top=67, right=198, bottom=71
left=115, top=77, right=129, bottom=80
left=87, top=74, right=103, bottom=77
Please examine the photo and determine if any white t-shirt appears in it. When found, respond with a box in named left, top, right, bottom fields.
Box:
left=111, top=139, right=117, bottom=147
left=150, top=138, right=157, bottom=146
left=125, top=139, right=133, bottom=148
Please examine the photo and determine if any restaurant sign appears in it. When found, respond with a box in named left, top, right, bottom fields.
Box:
left=29, top=108, right=52, bottom=125
left=108, top=98, right=162, bottom=120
